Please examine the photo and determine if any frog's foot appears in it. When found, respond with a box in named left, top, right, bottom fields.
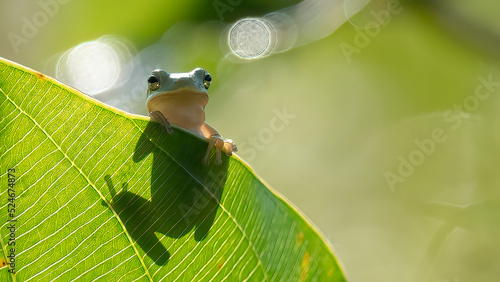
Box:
left=223, top=139, right=238, bottom=156
left=149, top=111, right=173, bottom=134
left=203, top=135, right=236, bottom=165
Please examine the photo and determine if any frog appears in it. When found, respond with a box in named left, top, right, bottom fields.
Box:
left=146, top=68, right=237, bottom=165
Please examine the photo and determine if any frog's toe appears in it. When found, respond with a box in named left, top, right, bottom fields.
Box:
left=203, top=134, right=224, bottom=165
left=214, top=149, right=223, bottom=165
left=165, top=124, right=174, bottom=134
left=150, top=111, right=173, bottom=134
left=202, top=136, right=215, bottom=164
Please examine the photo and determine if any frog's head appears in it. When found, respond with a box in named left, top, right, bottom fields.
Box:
left=146, top=68, right=211, bottom=111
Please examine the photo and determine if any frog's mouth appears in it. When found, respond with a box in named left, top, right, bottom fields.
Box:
left=147, top=88, right=209, bottom=110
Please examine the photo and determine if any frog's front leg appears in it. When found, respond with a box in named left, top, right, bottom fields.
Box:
left=201, top=123, right=237, bottom=165
left=149, top=111, right=174, bottom=134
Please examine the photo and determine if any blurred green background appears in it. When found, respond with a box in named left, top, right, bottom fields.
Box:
left=2, top=0, right=500, bottom=281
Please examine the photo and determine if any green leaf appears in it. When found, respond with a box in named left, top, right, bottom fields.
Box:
left=0, top=57, right=345, bottom=281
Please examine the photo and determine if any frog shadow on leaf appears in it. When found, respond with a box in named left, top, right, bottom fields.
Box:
left=103, top=121, right=228, bottom=266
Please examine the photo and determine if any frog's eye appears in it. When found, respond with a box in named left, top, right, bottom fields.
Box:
left=203, top=74, right=212, bottom=89
left=148, top=75, right=160, bottom=91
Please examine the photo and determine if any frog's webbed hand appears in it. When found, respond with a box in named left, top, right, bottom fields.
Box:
left=149, top=111, right=173, bottom=134
left=202, top=134, right=238, bottom=165
left=201, top=123, right=238, bottom=165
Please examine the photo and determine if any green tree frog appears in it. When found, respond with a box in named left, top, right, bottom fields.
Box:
left=146, top=68, right=237, bottom=165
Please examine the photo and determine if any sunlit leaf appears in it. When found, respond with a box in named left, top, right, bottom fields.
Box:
left=0, top=58, right=345, bottom=281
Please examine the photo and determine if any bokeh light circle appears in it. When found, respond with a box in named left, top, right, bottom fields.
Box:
left=56, top=36, right=134, bottom=95
left=228, top=18, right=276, bottom=59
